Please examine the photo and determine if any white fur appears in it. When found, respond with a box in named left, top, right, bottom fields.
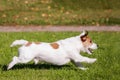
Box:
left=7, top=31, right=98, bottom=70
left=10, top=39, right=28, bottom=47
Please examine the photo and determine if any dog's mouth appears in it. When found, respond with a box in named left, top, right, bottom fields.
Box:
left=88, top=48, right=93, bottom=53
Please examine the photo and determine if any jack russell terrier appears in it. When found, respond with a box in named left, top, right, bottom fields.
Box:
left=7, top=31, right=98, bottom=70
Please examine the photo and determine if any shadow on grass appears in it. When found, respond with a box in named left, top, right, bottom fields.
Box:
left=1, top=63, right=71, bottom=71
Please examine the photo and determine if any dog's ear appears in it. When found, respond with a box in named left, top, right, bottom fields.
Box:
left=80, top=30, right=88, bottom=42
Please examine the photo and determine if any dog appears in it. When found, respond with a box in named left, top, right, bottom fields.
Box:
left=7, top=31, right=98, bottom=70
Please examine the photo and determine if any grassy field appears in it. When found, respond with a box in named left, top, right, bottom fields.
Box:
left=0, top=32, right=120, bottom=80
left=0, top=0, right=120, bottom=26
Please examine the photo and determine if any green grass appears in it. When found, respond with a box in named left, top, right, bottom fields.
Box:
left=0, top=0, right=120, bottom=26
left=0, top=32, right=120, bottom=80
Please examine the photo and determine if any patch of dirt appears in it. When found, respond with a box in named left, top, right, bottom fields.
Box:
left=0, top=26, right=120, bottom=32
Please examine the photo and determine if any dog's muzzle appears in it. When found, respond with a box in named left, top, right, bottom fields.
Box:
left=87, top=43, right=98, bottom=54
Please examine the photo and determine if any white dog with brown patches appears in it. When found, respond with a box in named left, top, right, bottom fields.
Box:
left=7, top=31, right=98, bottom=70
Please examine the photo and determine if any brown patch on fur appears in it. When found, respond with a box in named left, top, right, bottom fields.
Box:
left=34, top=42, right=41, bottom=45
left=50, top=43, right=59, bottom=49
left=25, top=42, right=32, bottom=47
left=82, top=36, right=92, bottom=47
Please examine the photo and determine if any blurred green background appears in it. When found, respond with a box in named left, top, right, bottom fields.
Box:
left=0, top=0, right=120, bottom=26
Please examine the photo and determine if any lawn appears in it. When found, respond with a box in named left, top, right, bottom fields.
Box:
left=0, top=0, right=120, bottom=26
left=0, top=32, right=120, bottom=80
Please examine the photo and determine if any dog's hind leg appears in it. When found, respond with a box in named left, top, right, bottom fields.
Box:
left=7, top=56, right=19, bottom=70
left=7, top=56, right=33, bottom=70
left=34, top=58, right=39, bottom=65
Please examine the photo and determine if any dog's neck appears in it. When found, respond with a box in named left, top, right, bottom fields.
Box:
left=58, top=35, right=84, bottom=52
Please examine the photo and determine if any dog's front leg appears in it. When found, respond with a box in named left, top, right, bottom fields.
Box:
left=74, top=55, right=97, bottom=64
left=71, top=61, right=88, bottom=70
left=70, top=53, right=96, bottom=70
left=71, top=53, right=97, bottom=64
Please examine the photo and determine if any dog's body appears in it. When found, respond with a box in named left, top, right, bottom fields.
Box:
left=8, top=31, right=98, bottom=70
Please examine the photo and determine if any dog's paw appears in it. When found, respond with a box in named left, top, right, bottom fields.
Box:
left=89, top=58, right=97, bottom=63
left=79, top=67, right=88, bottom=70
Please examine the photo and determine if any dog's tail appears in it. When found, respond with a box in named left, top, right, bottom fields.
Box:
left=10, top=39, right=28, bottom=47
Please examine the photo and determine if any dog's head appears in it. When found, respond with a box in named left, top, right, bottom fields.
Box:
left=80, top=31, right=98, bottom=54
